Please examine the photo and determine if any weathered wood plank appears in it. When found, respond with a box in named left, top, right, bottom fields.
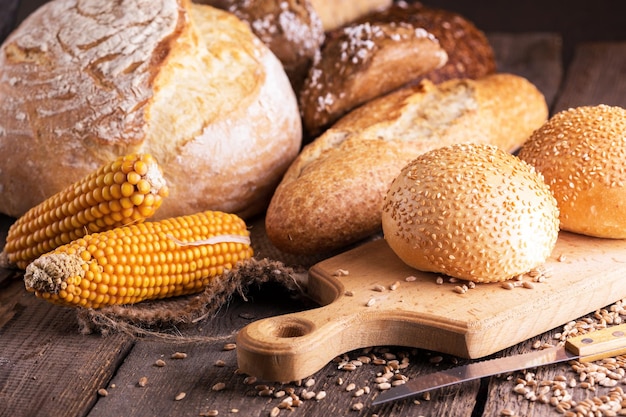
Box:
left=553, top=42, right=626, bottom=111
left=0, top=278, right=134, bottom=417
left=85, top=286, right=482, bottom=417
left=488, top=32, right=563, bottom=109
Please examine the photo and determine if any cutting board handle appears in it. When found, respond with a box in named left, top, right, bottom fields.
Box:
left=236, top=297, right=363, bottom=382
left=235, top=294, right=454, bottom=382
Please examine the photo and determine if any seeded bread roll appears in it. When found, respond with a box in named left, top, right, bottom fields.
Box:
left=299, top=21, right=448, bottom=137
left=309, top=0, right=392, bottom=31
left=382, top=143, right=559, bottom=283
left=265, top=73, right=548, bottom=255
left=0, top=0, right=302, bottom=220
left=196, top=0, right=324, bottom=93
left=517, top=105, right=626, bottom=238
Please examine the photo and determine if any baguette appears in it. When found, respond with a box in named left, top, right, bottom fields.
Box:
left=265, top=73, right=549, bottom=255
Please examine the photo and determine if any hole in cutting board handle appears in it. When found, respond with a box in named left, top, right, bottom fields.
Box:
left=267, top=317, right=315, bottom=338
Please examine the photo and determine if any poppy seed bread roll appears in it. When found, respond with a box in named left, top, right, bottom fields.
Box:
left=0, top=0, right=302, bottom=220
left=517, top=105, right=626, bottom=238
left=382, top=143, right=560, bottom=283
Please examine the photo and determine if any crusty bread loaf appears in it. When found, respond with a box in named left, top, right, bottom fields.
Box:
left=0, top=0, right=302, bottom=220
left=383, top=143, right=559, bottom=283
left=356, top=2, right=496, bottom=84
left=299, top=21, right=448, bottom=137
left=518, top=105, right=626, bottom=238
left=299, top=2, right=496, bottom=138
left=265, top=73, right=548, bottom=255
left=196, top=0, right=325, bottom=94
left=309, top=0, right=392, bottom=31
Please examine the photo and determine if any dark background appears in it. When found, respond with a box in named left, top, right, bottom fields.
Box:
left=2, top=0, right=626, bottom=66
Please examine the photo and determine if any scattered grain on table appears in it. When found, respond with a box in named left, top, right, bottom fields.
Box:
left=212, top=382, right=226, bottom=392
left=511, top=298, right=626, bottom=415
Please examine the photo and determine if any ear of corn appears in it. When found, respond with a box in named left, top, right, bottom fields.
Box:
left=2, top=153, right=169, bottom=269
left=23, top=210, right=253, bottom=309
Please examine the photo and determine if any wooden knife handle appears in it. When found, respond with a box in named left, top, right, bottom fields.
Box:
left=565, top=323, right=626, bottom=362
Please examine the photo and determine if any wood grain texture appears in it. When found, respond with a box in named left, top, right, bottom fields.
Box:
left=487, top=32, right=563, bottom=109
left=0, top=279, right=134, bottom=417
left=1, top=32, right=625, bottom=417
left=553, top=42, right=626, bottom=111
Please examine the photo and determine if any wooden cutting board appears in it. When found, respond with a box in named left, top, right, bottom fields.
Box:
left=236, top=232, right=626, bottom=381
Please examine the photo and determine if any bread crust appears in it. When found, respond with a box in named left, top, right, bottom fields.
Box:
left=358, top=2, right=496, bottom=84
left=0, top=0, right=302, bottom=219
left=299, top=1, right=496, bottom=138
left=517, top=105, right=626, bottom=238
left=299, top=21, right=447, bottom=137
left=265, top=73, right=548, bottom=254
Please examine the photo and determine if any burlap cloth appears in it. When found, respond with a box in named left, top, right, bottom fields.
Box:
left=76, top=215, right=360, bottom=337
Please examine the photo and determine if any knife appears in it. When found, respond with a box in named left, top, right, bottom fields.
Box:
left=373, top=323, right=626, bottom=406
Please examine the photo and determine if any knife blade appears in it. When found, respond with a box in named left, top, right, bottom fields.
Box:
left=372, top=323, right=626, bottom=406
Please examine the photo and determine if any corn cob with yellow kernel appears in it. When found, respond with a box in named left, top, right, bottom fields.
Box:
left=24, top=210, right=253, bottom=309
left=2, top=153, right=169, bottom=269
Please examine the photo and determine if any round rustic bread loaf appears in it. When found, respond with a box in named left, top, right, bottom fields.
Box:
left=517, top=105, right=626, bottom=238
left=0, top=0, right=302, bottom=220
left=382, top=143, right=560, bottom=283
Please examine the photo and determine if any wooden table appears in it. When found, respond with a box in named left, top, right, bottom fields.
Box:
left=1, top=22, right=626, bottom=417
